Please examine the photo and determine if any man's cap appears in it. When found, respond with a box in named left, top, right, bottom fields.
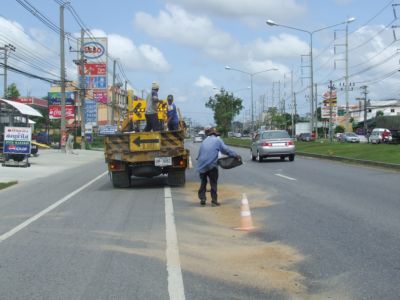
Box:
left=205, top=127, right=220, bottom=136
left=151, top=81, right=159, bottom=89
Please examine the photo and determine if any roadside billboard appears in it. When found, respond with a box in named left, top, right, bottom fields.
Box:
left=3, top=126, right=32, bottom=155
left=78, top=37, right=108, bottom=126
left=48, top=92, right=75, bottom=119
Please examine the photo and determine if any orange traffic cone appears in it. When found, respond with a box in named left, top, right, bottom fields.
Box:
left=234, top=193, right=255, bottom=231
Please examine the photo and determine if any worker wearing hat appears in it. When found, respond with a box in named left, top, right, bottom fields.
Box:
left=167, top=94, right=179, bottom=131
left=144, top=81, right=161, bottom=132
left=196, top=127, right=241, bottom=206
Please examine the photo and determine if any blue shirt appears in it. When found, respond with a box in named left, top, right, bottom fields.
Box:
left=167, top=103, right=179, bottom=124
left=196, top=135, right=237, bottom=173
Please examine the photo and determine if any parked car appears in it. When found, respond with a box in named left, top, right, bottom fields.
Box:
left=356, top=135, right=368, bottom=143
left=339, top=132, right=360, bottom=143
left=298, top=132, right=313, bottom=142
left=369, top=128, right=392, bottom=144
left=193, top=135, right=203, bottom=143
left=250, top=130, right=295, bottom=162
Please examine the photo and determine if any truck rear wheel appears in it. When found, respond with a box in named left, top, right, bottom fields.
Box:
left=167, top=169, right=186, bottom=186
left=111, top=170, right=131, bottom=188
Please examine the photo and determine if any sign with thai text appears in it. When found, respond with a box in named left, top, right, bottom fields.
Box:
left=3, top=126, right=31, bottom=154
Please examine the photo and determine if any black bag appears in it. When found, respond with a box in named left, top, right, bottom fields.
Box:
left=218, top=156, right=242, bottom=169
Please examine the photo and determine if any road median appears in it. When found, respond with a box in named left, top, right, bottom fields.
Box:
left=223, top=138, right=400, bottom=171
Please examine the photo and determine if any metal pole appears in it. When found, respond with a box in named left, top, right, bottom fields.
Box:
left=362, top=85, right=368, bottom=134
left=345, top=22, right=350, bottom=131
left=328, top=80, right=334, bottom=142
left=314, top=83, right=318, bottom=139
left=309, top=32, right=314, bottom=136
left=80, top=28, right=86, bottom=150
left=3, top=47, right=7, bottom=98
left=291, top=70, right=294, bottom=137
left=250, top=73, right=254, bottom=131
left=111, top=59, right=116, bottom=125
left=60, top=4, right=66, bottom=150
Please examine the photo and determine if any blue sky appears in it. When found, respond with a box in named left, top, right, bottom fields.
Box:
left=1, top=0, right=399, bottom=125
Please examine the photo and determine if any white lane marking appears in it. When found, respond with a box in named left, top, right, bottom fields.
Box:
left=164, top=186, right=185, bottom=300
left=0, top=171, right=108, bottom=243
left=275, top=173, right=297, bottom=181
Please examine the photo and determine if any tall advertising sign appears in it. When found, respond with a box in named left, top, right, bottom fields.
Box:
left=79, top=37, right=108, bottom=126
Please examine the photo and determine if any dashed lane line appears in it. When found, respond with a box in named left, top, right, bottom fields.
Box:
left=275, top=174, right=297, bottom=181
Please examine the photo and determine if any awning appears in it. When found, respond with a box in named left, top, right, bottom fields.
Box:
left=0, top=98, right=43, bottom=117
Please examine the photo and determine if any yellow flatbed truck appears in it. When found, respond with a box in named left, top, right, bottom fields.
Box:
left=103, top=92, right=189, bottom=188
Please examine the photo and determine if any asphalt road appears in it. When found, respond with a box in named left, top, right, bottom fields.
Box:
left=0, top=144, right=399, bottom=299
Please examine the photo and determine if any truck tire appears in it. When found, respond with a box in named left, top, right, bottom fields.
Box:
left=111, top=170, right=131, bottom=188
left=167, top=169, right=186, bottom=186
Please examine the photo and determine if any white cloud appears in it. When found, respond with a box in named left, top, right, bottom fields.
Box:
left=165, top=0, right=306, bottom=23
left=84, top=29, right=170, bottom=72
left=250, top=34, right=309, bottom=60
left=195, top=75, right=215, bottom=88
left=133, top=4, right=306, bottom=65
left=134, top=4, right=236, bottom=58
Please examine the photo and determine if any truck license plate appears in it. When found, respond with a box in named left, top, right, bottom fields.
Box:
left=155, top=157, right=172, bottom=166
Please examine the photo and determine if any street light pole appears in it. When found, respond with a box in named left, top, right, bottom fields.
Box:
left=266, top=17, right=355, bottom=137
left=225, top=66, right=277, bottom=131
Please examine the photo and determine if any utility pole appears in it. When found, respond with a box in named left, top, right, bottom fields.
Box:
left=360, top=85, right=369, bottom=134
left=110, top=59, right=116, bottom=125
left=60, top=4, right=66, bottom=150
left=314, top=83, right=318, bottom=139
left=328, top=80, right=335, bottom=142
left=291, top=70, right=294, bottom=137
left=79, top=28, right=86, bottom=150
left=1, top=44, right=16, bottom=98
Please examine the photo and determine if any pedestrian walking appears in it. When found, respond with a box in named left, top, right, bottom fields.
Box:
left=65, top=130, right=75, bottom=154
left=166, top=94, right=179, bottom=131
left=196, top=127, right=241, bottom=206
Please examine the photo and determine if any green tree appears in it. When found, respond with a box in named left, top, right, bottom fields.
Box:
left=376, top=110, right=384, bottom=117
left=334, top=125, right=345, bottom=134
left=6, top=83, right=20, bottom=100
left=205, top=88, right=243, bottom=136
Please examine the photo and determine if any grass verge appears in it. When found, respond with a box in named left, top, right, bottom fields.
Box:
left=223, top=138, right=400, bottom=165
left=0, top=181, right=18, bottom=190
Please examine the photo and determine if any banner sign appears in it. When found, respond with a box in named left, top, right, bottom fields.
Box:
left=83, top=76, right=107, bottom=89
left=81, top=63, right=106, bottom=76
left=93, top=90, right=107, bottom=104
left=48, top=92, right=75, bottom=106
left=3, top=126, right=32, bottom=155
left=321, top=106, right=337, bottom=119
left=49, top=105, right=75, bottom=119
left=98, top=125, right=118, bottom=135
left=85, top=100, right=97, bottom=125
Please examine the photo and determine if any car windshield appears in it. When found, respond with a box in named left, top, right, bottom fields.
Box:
left=346, top=133, right=357, bottom=137
left=262, top=131, right=290, bottom=139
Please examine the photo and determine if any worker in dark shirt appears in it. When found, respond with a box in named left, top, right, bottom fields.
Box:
left=167, top=94, right=179, bottom=131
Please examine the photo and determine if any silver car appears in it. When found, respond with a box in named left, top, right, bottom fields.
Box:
left=340, top=132, right=360, bottom=143
left=250, top=130, right=295, bottom=162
